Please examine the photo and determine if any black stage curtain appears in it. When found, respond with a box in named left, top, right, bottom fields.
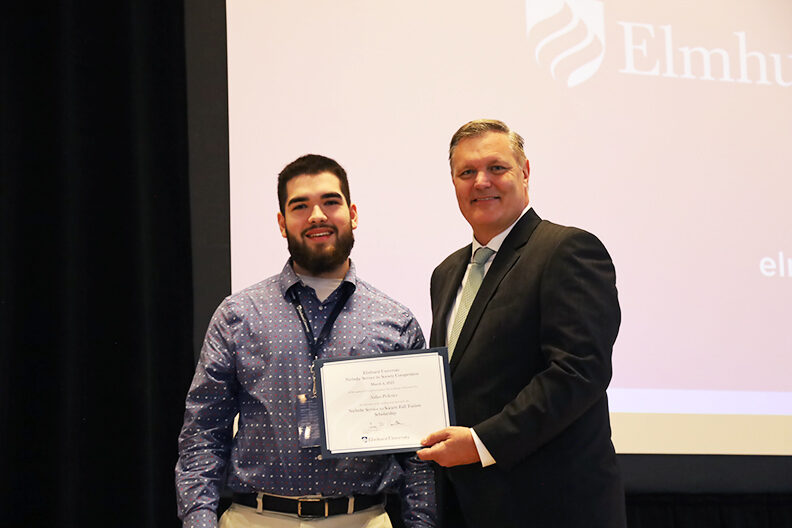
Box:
left=2, top=3, right=791, bottom=528
left=2, top=3, right=194, bottom=527
left=627, top=494, right=792, bottom=528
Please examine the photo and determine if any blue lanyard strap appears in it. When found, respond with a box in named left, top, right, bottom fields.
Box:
left=287, top=282, right=353, bottom=360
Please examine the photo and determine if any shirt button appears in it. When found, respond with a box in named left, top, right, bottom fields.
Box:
left=318, top=306, right=324, bottom=311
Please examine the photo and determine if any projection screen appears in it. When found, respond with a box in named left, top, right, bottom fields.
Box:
left=221, top=0, right=792, bottom=456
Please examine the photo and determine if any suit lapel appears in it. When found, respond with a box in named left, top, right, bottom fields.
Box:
left=449, top=210, right=543, bottom=373
left=431, top=247, right=470, bottom=348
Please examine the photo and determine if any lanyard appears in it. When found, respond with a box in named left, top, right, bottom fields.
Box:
left=287, top=282, right=353, bottom=361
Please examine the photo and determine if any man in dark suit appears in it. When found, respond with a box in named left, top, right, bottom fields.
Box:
left=417, top=119, right=626, bottom=527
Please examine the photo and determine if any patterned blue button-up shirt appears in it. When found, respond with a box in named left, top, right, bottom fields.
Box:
left=176, top=261, right=436, bottom=528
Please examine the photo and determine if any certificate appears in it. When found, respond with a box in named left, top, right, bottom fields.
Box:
left=314, top=347, right=454, bottom=457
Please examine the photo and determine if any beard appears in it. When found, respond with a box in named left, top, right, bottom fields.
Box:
left=286, top=223, right=355, bottom=276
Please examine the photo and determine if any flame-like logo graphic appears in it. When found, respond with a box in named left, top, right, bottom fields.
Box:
left=526, top=0, right=605, bottom=87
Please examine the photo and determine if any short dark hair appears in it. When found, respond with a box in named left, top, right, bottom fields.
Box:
left=448, top=119, right=527, bottom=170
left=277, top=154, right=351, bottom=213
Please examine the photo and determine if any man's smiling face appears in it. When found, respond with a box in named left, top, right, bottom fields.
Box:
left=450, top=131, right=530, bottom=245
left=277, top=171, right=357, bottom=278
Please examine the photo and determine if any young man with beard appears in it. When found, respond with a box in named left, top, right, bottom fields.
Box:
left=176, top=155, right=436, bottom=528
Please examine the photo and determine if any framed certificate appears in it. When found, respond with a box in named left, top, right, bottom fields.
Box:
left=314, top=347, right=455, bottom=458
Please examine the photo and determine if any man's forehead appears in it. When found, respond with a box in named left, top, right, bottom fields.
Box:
left=286, top=171, right=343, bottom=196
left=452, top=133, right=514, bottom=165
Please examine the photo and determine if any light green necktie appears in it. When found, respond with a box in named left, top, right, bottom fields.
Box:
left=447, top=246, right=495, bottom=357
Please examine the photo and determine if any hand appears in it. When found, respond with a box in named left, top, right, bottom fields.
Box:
left=416, top=426, right=480, bottom=467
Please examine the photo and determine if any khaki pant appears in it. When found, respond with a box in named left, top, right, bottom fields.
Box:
left=219, top=502, right=393, bottom=528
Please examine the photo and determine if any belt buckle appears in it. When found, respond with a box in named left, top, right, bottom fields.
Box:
left=297, top=497, right=328, bottom=518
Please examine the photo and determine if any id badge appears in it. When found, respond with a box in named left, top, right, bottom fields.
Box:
left=296, top=393, right=321, bottom=448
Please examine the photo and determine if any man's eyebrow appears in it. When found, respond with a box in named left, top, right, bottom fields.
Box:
left=286, top=192, right=344, bottom=207
left=286, top=196, right=308, bottom=207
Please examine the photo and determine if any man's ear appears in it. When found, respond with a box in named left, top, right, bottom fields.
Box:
left=522, top=159, right=530, bottom=188
left=349, top=204, right=358, bottom=230
left=277, top=211, right=287, bottom=238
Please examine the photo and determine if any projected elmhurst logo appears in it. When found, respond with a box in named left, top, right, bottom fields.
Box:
left=526, top=0, right=605, bottom=87
left=527, top=1, right=792, bottom=88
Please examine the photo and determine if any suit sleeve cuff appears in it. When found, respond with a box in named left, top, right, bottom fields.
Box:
left=470, top=427, right=496, bottom=467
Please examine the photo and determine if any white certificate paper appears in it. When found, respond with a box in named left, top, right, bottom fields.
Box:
left=315, top=348, right=454, bottom=457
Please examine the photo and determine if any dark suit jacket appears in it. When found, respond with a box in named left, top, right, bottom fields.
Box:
left=430, top=209, right=626, bottom=528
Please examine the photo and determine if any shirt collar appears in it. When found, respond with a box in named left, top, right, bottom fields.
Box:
left=471, top=205, right=532, bottom=259
left=279, top=258, right=358, bottom=298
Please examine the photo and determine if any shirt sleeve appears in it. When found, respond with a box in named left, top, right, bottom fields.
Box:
left=398, top=454, right=438, bottom=528
left=395, top=314, right=438, bottom=527
left=470, top=428, right=496, bottom=467
left=402, top=314, right=426, bottom=352
left=175, top=300, right=241, bottom=527
left=182, top=509, right=218, bottom=528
